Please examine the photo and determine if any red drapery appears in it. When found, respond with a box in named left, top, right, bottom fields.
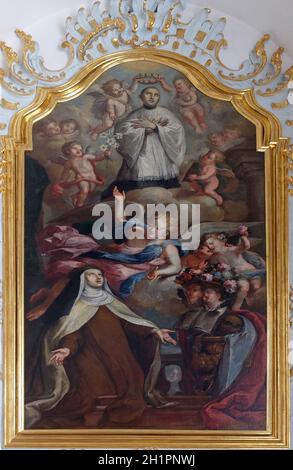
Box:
left=202, top=310, right=266, bottom=430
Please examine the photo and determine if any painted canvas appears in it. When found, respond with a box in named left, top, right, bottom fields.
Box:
left=24, top=61, right=266, bottom=431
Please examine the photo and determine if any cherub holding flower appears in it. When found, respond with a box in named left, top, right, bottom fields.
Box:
left=203, top=226, right=266, bottom=310
left=51, top=141, right=110, bottom=207
left=187, top=150, right=234, bottom=206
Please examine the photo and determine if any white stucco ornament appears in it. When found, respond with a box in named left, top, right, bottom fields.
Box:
left=287, top=80, right=293, bottom=105
left=0, top=0, right=292, bottom=138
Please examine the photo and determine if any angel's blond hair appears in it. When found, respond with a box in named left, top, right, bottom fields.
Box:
left=101, top=79, right=123, bottom=96
left=201, top=150, right=225, bottom=163
left=213, top=150, right=226, bottom=163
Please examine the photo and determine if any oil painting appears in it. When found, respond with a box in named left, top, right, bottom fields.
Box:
left=24, top=61, right=267, bottom=431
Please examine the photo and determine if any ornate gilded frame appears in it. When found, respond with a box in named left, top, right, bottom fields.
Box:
left=0, top=0, right=291, bottom=448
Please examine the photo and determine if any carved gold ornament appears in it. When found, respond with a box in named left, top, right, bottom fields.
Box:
left=0, top=46, right=290, bottom=448
left=0, top=0, right=291, bottom=450
left=0, top=0, right=291, bottom=116
left=219, top=34, right=270, bottom=82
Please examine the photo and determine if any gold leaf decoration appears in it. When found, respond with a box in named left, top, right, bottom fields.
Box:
left=15, top=29, right=36, bottom=53
left=162, top=1, right=180, bottom=33
left=0, top=41, right=18, bottom=66
left=0, top=143, right=8, bottom=192
left=78, top=18, right=126, bottom=60
left=215, top=39, right=244, bottom=72
left=219, top=34, right=270, bottom=81
left=147, top=11, right=156, bottom=32
left=257, top=65, right=293, bottom=97
left=271, top=99, right=289, bottom=109
left=253, top=47, right=284, bottom=87
left=0, top=99, right=20, bottom=110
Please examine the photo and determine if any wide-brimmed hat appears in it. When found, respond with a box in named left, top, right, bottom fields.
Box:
left=184, top=272, right=237, bottom=298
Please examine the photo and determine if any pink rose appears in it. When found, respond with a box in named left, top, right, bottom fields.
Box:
left=218, top=263, right=231, bottom=272
left=201, top=273, right=213, bottom=282
left=238, top=224, right=248, bottom=236
left=223, top=279, right=238, bottom=293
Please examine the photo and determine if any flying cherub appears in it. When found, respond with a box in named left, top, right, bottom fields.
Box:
left=187, top=151, right=235, bottom=206
left=88, top=77, right=140, bottom=139
left=51, top=141, right=110, bottom=208
left=204, top=226, right=266, bottom=311
left=158, top=75, right=208, bottom=134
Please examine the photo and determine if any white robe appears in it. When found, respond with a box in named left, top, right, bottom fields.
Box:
left=115, top=106, right=186, bottom=181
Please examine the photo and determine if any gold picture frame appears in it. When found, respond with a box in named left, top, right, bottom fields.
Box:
left=2, top=49, right=290, bottom=448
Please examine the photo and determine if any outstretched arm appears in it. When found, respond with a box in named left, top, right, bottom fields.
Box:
left=153, top=329, right=177, bottom=345
left=50, top=348, right=70, bottom=367
left=227, top=227, right=251, bottom=253
left=158, top=76, right=174, bottom=92
left=84, top=150, right=111, bottom=162
left=50, top=329, right=84, bottom=366
left=237, top=235, right=251, bottom=252
left=26, top=277, right=70, bottom=321
left=106, top=98, right=117, bottom=121
left=188, top=166, right=216, bottom=181
left=113, top=186, right=126, bottom=224
left=128, top=77, right=139, bottom=93
left=123, top=319, right=176, bottom=345
left=155, top=244, right=182, bottom=277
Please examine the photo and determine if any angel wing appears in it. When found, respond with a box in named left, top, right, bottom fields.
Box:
left=87, top=84, right=107, bottom=98
left=48, top=154, right=68, bottom=165
left=216, top=166, right=236, bottom=179
left=87, top=86, right=109, bottom=120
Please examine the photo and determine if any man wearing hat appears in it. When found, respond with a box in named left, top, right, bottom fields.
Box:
left=178, top=279, right=231, bottom=335
left=177, top=278, right=256, bottom=393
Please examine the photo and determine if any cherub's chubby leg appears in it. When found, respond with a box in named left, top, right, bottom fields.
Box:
left=180, top=108, right=203, bottom=134
left=75, top=181, right=91, bottom=207
left=190, top=180, right=205, bottom=195
left=232, top=278, right=250, bottom=311
left=193, top=104, right=208, bottom=130
left=90, top=113, right=115, bottom=140
left=204, top=177, right=223, bottom=206
left=101, top=112, right=115, bottom=131
left=89, top=182, right=97, bottom=193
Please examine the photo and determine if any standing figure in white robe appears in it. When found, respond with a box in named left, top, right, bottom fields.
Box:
left=103, top=87, right=186, bottom=197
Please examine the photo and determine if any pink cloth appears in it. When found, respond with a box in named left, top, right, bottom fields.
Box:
left=38, top=225, right=152, bottom=293
left=38, top=225, right=99, bottom=259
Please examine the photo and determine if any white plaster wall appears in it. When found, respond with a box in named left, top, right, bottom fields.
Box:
left=0, top=0, right=292, bottom=449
